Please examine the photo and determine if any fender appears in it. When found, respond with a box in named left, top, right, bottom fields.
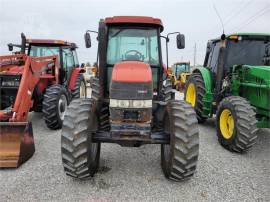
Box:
left=192, top=66, right=213, bottom=117
left=68, top=68, right=85, bottom=91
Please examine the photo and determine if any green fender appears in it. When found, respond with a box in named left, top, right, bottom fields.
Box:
left=192, top=67, right=213, bottom=118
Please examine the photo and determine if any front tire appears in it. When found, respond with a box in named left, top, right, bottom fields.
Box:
left=161, top=100, right=199, bottom=181
left=61, top=98, right=100, bottom=179
left=216, top=96, right=258, bottom=153
left=42, top=85, right=69, bottom=129
left=184, top=73, right=207, bottom=123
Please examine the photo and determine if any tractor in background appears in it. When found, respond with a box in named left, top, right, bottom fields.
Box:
left=184, top=33, right=270, bottom=153
left=0, top=33, right=86, bottom=167
left=61, top=16, right=199, bottom=181
left=171, top=62, right=191, bottom=91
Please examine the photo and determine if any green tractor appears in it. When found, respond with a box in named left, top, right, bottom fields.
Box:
left=184, top=33, right=270, bottom=152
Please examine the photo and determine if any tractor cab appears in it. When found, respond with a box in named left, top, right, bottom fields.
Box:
left=84, top=16, right=185, bottom=98
left=106, top=26, right=161, bottom=94
left=172, top=62, right=190, bottom=79
left=7, top=33, right=79, bottom=84
left=171, top=62, right=191, bottom=90
left=204, top=33, right=270, bottom=78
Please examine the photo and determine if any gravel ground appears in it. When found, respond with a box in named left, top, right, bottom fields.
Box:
left=0, top=91, right=269, bottom=202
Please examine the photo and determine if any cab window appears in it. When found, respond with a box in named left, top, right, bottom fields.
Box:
left=72, top=50, right=79, bottom=67
left=106, top=27, right=160, bottom=92
left=62, top=48, right=75, bottom=70
left=29, top=46, right=60, bottom=57
left=208, top=42, right=220, bottom=73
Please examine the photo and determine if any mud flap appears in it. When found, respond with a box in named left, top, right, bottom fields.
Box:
left=0, top=122, right=35, bottom=168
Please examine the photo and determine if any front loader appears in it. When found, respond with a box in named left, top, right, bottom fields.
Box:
left=0, top=34, right=86, bottom=168
left=61, top=16, right=200, bottom=181
left=184, top=33, right=270, bottom=153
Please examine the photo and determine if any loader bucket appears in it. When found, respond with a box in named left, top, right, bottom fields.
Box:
left=0, top=122, right=35, bottom=168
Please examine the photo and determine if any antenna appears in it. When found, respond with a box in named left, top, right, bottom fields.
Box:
left=213, top=4, right=225, bottom=34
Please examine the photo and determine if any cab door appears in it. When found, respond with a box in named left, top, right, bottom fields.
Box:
left=61, top=48, right=75, bottom=84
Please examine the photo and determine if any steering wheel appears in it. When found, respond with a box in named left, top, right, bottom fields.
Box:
left=124, top=50, right=143, bottom=61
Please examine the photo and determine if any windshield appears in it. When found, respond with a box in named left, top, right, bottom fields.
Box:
left=107, top=28, right=160, bottom=66
left=29, top=46, right=60, bottom=57
left=174, top=63, right=190, bottom=77
left=226, top=39, right=270, bottom=68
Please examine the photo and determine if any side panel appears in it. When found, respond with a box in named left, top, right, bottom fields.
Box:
left=193, top=67, right=213, bottom=117
left=231, top=65, right=270, bottom=128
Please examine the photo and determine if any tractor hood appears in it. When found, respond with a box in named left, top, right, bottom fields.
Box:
left=0, top=65, right=24, bottom=75
left=0, top=54, right=26, bottom=75
left=111, top=61, right=152, bottom=83
left=110, top=61, right=153, bottom=100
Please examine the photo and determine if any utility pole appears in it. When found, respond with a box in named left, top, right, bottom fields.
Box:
left=193, top=43, right=197, bottom=69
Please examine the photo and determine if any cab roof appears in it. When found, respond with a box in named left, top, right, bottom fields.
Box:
left=104, top=16, right=164, bottom=32
left=211, top=33, right=270, bottom=42
left=26, top=39, right=77, bottom=47
left=228, top=33, right=270, bottom=37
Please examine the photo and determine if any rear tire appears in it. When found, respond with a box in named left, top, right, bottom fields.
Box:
left=216, top=96, right=258, bottom=153
left=184, top=73, right=207, bottom=123
left=42, top=85, right=69, bottom=129
left=161, top=100, right=199, bottom=181
left=72, top=74, right=87, bottom=98
left=61, top=98, right=100, bottom=179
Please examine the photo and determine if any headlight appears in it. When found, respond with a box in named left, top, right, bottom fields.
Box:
left=1, top=76, right=20, bottom=87
left=143, top=100, right=152, bottom=108
left=2, top=81, right=14, bottom=86
left=110, top=99, right=118, bottom=108
left=110, top=99, right=152, bottom=108
left=133, top=100, right=144, bottom=108
left=119, top=100, right=129, bottom=108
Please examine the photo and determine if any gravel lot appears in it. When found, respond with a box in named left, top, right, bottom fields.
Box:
left=0, top=91, right=269, bottom=202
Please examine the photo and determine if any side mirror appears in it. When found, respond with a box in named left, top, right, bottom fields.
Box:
left=21, top=32, right=26, bottom=53
left=176, top=34, right=185, bottom=49
left=8, top=43, right=13, bottom=51
left=84, top=32, right=91, bottom=48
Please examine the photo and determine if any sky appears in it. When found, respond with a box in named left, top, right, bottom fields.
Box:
left=0, top=0, right=269, bottom=66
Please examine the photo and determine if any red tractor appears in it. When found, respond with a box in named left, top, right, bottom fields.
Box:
left=0, top=33, right=86, bottom=168
left=61, top=16, right=200, bottom=181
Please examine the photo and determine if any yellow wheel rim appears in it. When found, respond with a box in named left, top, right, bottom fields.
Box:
left=219, top=109, right=234, bottom=139
left=185, top=83, right=196, bottom=107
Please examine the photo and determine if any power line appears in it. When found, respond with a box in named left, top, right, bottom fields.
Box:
left=223, top=0, right=245, bottom=22
left=237, top=10, right=269, bottom=31
left=230, top=6, right=270, bottom=32
left=224, top=0, right=253, bottom=26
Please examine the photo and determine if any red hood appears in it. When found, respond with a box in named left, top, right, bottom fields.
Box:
left=0, top=65, right=24, bottom=75
left=0, top=54, right=26, bottom=75
left=112, top=61, right=152, bottom=83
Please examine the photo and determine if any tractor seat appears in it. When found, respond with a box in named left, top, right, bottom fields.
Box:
left=125, top=54, right=141, bottom=61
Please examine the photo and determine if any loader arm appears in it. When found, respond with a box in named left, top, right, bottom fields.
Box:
left=11, top=55, right=60, bottom=121
left=0, top=54, right=60, bottom=122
